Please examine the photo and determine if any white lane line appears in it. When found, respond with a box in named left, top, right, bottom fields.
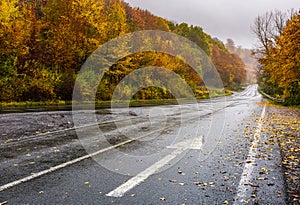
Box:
left=234, top=105, right=266, bottom=204
left=106, top=137, right=203, bottom=197
left=0, top=127, right=166, bottom=193
left=106, top=148, right=184, bottom=197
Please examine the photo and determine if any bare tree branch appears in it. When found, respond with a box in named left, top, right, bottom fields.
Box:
left=251, top=9, right=298, bottom=57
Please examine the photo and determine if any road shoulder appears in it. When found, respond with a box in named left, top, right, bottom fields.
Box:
left=264, top=104, right=300, bottom=204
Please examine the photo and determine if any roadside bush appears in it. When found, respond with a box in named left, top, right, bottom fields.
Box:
left=55, top=72, right=76, bottom=101
left=22, top=79, right=56, bottom=101
left=284, top=81, right=300, bottom=106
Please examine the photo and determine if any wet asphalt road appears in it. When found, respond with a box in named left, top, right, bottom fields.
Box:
left=0, top=85, right=288, bottom=204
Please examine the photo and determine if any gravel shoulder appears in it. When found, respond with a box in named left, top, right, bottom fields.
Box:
left=0, top=109, right=118, bottom=144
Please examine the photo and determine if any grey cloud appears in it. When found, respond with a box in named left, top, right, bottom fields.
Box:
left=124, top=0, right=299, bottom=48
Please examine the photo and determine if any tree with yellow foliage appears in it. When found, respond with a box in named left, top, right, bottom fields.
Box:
left=261, top=13, right=300, bottom=104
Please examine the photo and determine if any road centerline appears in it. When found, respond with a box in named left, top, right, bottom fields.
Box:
left=234, top=105, right=266, bottom=204
left=106, top=136, right=203, bottom=197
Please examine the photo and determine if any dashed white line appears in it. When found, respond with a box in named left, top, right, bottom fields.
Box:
left=106, top=137, right=203, bottom=197
left=106, top=148, right=185, bottom=197
left=234, top=105, right=266, bottom=204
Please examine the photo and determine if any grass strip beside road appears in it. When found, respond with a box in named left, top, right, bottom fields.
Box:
left=0, top=90, right=233, bottom=113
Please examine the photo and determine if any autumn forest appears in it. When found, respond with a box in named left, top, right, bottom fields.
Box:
left=0, top=0, right=298, bottom=105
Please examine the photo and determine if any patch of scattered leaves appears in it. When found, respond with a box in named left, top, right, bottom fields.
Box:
left=193, top=181, right=215, bottom=187
left=264, top=106, right=300, bottom=204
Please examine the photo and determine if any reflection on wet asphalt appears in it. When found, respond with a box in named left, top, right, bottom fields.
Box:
left=0, top=85, right=288, bottom=204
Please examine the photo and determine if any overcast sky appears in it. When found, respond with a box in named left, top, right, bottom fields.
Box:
left=124, top=0, right=299, bottom=48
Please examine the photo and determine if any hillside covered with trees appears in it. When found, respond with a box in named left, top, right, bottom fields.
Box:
left=0, top=0, right=247, bottom=102
left=225, top=39, right=258, bottom=84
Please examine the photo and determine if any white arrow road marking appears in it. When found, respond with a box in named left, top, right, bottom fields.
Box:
left=106, top=136, right=203, bottom=197
left=234, top=105, right=266, bottom=204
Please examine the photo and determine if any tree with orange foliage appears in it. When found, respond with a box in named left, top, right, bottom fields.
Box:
left=261, top=13, right=300, bottom=104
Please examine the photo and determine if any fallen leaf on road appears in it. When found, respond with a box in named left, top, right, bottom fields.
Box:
left=248, top=182, right=259, bottom=187
left=223, top=200, right=229, bottom=204
left=169, top=179, right=177, bottom=183
left=259, top=167, right=269, bottom=175
left=84, top=181, right=89, bottom=185
left=193, top=182, right=207, bottom=186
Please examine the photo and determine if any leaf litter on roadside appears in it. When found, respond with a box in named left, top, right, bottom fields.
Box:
left=263, top=105, right=300, bottom=203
